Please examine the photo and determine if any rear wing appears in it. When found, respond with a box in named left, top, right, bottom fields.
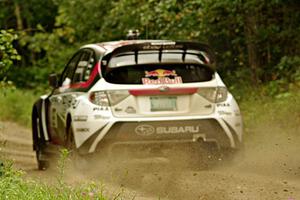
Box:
left=101, top=41, right=216, bottom=71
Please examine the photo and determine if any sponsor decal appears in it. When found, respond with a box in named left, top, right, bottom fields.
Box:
left=74, top=115, right=88, bottom=122
left=93, top=107, right=100, bottom=111
left=135, top=125, right=155, bottom=136
left=93, top=107, right=109, bottom=111
left=135, top=125, right=201, bottom=136
left=142, top=44, right=184, bottom=50
left=217, top=103, right=230, bottom=107
left=157, top=126, right=199, bottom=134
left=94, top=115, right=110, bottom=120
left=142, top=69, right=183, bottom=85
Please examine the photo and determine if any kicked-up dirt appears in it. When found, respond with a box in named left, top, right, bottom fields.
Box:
left=0, top=120, right=300, bottom=200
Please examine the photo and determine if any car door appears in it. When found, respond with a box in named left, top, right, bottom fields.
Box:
left=48, top=51, right=83, bottom=144
left=48, top=49, right=96, bottom=145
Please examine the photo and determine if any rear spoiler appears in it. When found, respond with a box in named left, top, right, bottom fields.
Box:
left=101, top=41, right=216, bottom=70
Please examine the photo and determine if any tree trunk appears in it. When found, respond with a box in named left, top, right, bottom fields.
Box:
left=14, top=2, right=23, bottom=30
left=245, top=15, right=259, bottom=85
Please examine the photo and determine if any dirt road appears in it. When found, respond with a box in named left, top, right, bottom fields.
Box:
left=1, top=121, right=300, bottom=200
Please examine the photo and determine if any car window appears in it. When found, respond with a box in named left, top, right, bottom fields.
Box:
left=108, top=52, right=207, bottom=68
left=60, top=52, right=82, bottom=86
left=104, top=63, right=213, bottom=84
left=72, top=49, right=95, bottom=83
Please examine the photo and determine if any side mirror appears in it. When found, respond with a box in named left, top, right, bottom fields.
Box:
left=48, top=73, right=58, bottom=88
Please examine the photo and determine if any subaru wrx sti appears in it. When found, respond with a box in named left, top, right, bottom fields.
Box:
left=32, top=40, right=243, bottom=170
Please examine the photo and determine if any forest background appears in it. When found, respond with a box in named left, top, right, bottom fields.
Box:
left=0, top=0, right=300, bottom=100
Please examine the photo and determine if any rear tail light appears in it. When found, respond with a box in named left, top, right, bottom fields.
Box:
left=89, top=90, right=130, bottom=106
left=197, top=87, right=228, bottom=103
left=89, top=91, right=109, bottom=107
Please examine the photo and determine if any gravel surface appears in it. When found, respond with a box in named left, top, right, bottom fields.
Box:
left=0, top=121, right=300, bottom=200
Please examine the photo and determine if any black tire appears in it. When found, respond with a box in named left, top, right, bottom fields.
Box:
left=36, top=149, right=49, bottom=170
left=32, top=112, right=49, bottom=170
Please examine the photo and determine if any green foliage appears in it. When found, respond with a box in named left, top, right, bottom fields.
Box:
left=57, top=148, right=70, bottom=187
left=0, top=0, right=57, bottom=30
left=1, top=0, right=300, bottom=96
left=0, top=29, right=21, bottom=81
left=0, top=160, right=107, bottom=200
left=261, top=56, right=300, bottom=96
left=198, top=0, right=300, bottom=83
left=106, top=0, right=204, bottom=40
left=6, top=66, right=50, bottom=89
left=54, top=0, right=112, bottom=42
left=0, top=86, right=39, bottom=127
left=274, top=56, right=300, bottom=83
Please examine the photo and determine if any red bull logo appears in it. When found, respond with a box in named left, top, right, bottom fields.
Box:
left=142, top=69, right=182, bottom=85
left=145, top=69, right=177, bottom=78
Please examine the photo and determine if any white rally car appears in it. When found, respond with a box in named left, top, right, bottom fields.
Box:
left=32, top=40, right=243, bottom=170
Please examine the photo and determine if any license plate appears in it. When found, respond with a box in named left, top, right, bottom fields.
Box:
left=150, top=96, right=177, bottom=111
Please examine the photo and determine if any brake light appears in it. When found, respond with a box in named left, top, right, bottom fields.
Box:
left=89, top=91, right=109, bottom=107
left=197, top=87, right=227, bottom=103
left=89, top=90, right=130, bottom=106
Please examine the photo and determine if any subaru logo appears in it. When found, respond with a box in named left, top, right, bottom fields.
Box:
left=135, top=125, right=155, bottom=136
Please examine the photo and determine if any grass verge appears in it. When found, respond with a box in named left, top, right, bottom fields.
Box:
left=240, top=88, right=300, bottom=134
left=0, top=150, right=108, bottom=200
left=0, top=86, right=39, bottom=127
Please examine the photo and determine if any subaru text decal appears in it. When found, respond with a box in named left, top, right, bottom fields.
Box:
left=135, top=125, right=200, bottom=136
left=156, top=126, right=199, bottom=134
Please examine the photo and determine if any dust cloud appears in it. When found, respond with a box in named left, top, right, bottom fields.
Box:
left=1, top=120, right=300, bottom=200
left=63, top=119, right=300, bottom=200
